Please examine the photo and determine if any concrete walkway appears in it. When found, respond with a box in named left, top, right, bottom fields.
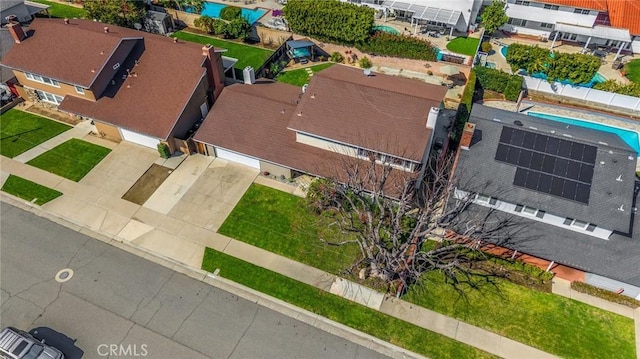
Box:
left=2, top=115, right=637, bottom=358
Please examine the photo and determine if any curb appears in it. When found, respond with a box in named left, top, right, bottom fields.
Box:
left=1, top=194, right=425, bottom=359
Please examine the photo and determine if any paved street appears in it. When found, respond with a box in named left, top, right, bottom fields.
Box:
left=0, top=203, right=389, bottom=359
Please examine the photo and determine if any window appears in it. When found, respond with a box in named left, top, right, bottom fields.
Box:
left=562, top=33, right=577, bottom=41
left=35, top=90, right=63, bottom=105
left=571, top=219, right=588, bottom=229
left=356, top=147, right=417, bottom=171
left=544, top=4, right=559, bottom=10
left=540, top=22, right=554, bottom=29
left=74, top=85, right=85, bottom=95
left=521, top=206, right=537, bottom=216
left=489, top=197, right=498, bottom=205
left=515, top=0, right=530, bottom=5
left=507, top=18, right=527, bottom=26
left=476, top=194, right=491, bottom=203
left=24, top=72, right=60, bottom=87
left=515, top=204, right=524, bottom=212
left=574, top=8, right=589, bottom=14
left=535, top=210, right=546, bottom=219
left=563, top=218, right=590, bottom=229
left=586, top=223, right=597, bottom=232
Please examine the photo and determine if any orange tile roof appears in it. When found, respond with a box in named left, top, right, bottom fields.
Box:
left=607, top=0, right=640, bottom=35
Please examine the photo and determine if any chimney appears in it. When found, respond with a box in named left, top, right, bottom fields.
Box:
left=460, top=122, right=476, bottom=150
left=201, top=45, right=225, bottom=99
left=63, top=18, right=69, bottom=24
left=425, top=107, right=439, bottom=153
left=104, top=26, right=109, bottom=33
left=7, top=21, right=26, bottom=43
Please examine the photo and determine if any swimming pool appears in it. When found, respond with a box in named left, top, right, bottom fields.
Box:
left=527, top=111, right=640, bottom=153
left=373, top=25, right=400, bottom=35
left=196, top=2, right=267, bottom=25
left=500, top=46, right=508, bottom=58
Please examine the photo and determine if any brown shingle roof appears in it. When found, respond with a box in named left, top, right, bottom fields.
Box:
left=1, top=19, right=124, bottom=87
left=194, top=81, right=417, bottom=194
left=3, top=18, right=211, bottom=139
left=287, top=65, right=447, bottom=162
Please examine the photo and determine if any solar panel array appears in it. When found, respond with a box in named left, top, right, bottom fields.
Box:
left=495, top=127, right=596, bottom=204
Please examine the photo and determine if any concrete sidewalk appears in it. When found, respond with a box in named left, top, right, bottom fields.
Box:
left=5, top=118, right=633, bottom=358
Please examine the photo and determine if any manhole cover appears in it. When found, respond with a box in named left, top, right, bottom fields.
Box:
left=55, top=268, right=74, bottom=283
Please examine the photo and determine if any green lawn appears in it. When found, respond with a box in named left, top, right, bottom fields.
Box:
left=202, top=248, right=496, bottom=359
left=218, top=184, right=637, bottom=359
left=276, top=63, right=335, bottom=86
left=405, top=272, right=635, bottom=359
left=173, top=31, right=274, bottom=70
left=31, top=0, right=87, bottom=19
left=624, top=59, right=640, bottom=83
left=2, top=175, right=62, bottom=205
left=27, top=139, right=111, bottom=181
left=446, top=37, right=481, bottom=56
left=218, top=183, right=360, bottom=274
left=0, top=109, right=71, bottom=158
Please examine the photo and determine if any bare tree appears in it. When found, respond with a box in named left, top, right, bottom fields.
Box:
left=307, top=152, right=527, bottom=295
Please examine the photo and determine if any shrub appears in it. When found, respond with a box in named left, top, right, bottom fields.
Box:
left=480, top=41, right=492, bottom=53
left=283, top=0, right=374, bottom=43
left=213, top=19, right=227, bottom=35
left=194, top=15, right=215, bottom=33
left=571, top=281, right=640, bottom=308
left=223, top=17, right=251, bottom=40
left=593, top=80, right=640, bottom=97
left=220, top=6, right=242, bottom=21
left=356, top=32, right=437, bottom=61
left=359, top=56, right=372, bottom=69
left=503, top=75, right=523, bottom=101
left=452, top=70, right=476, bottom=141
left=157, top=142, right=171, bottom=158
left=330, top=51, right=344, bottom=63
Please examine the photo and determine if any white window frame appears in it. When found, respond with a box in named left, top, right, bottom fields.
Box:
left=508, top=18, right=527, bottom=27
left=540, top=22, right=554, bottom=29
left=35, top=90, right=63, bottom=105
left=24, top=72, right=60, bottom=88
left=74, top=85, right=85, bottom=95
left=475, top=194, right=491, bottom=203
left=544, top=4, right=559, bottom=10
left=570, top=219, right=589, bottom=229
left=515, top=0, right=530, bottom=5
left=573, top=8, right=589, bottom=14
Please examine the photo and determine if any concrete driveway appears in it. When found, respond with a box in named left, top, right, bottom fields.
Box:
left=143, top=156, right=258, bottom=231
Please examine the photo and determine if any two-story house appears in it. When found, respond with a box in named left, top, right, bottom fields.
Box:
left=193, top=65, right=451, bottom=187
left=503, top=0, right=640, bottom=55
left=0, top=18, right=226, bottom=152
left=451, top=105, right=640, bottom=297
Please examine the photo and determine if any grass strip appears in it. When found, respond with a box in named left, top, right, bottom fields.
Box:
left=1, top=174, right=62, bottom=205
left=202, top=247, right=496, bottom=359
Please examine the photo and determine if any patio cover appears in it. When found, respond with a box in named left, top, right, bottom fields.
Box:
left=286, top=40, right=315, bottom=49
left=24, top=1, right=49, bottom=16
left=555, top=23, right=631, bottom=43
left=381, top=0, right=462, bottom=25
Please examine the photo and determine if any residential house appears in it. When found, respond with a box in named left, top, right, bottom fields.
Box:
left=343, top=0, right=484, bottom=33
left=0, top=18, right=225, bottom=152
left=193, top=65, right=452, bottom=186
left=503, top=0, right=640, bottom=55
left=0, top=0, right=48, bottom=25
left=451, top=105, right=640, bottom=297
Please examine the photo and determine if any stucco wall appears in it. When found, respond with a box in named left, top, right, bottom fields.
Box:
left=14, top=70, right=97, bottom=101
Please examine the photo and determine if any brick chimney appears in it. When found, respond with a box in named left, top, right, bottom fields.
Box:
left=7, top=21, right=26, bottom=43
left=201, top=45, right=225, bottom=100
left=460, top=122, right=476, bottom=150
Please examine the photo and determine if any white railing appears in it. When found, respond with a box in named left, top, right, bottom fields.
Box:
left=523, top=76, right=640, bottom=112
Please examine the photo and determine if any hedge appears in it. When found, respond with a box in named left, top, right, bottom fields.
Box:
left=474, top=67, right=522, bottom=101
left=452, top=70, right=477, bottom=141
left=571, top=281, right=640, bottom=308
left=356, top=32, right=438, bottom=61
left=220, top=6, right=241, bottom=21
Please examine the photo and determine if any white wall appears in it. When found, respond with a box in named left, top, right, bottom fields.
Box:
left=523, top=76, right=640, bottom=112
left=632, top=37, right=640, bottom=54
left=506, top=2, right=597, bottom=27
left=295, top=132, right=357, bottom=157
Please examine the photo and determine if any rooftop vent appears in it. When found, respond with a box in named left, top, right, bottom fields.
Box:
left=311, top=93, right=316, bottom=99
left=63, top=18, right=69, bottom=24
left=629, top=156, right=635, bottom=161
left=616, top=175, right=623, bottom=182
left=618, top=205, right=625, bottom=212
left=513, top=120, right=523, bottom=126
left=297, top=112, right=302, bottom=117
left=104, top=26, right=109, bottom=33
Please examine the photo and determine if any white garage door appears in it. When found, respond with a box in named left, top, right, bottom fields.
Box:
left=120, top=128, right=159, bottom=149
left=215, top=148, right=260, bottom=169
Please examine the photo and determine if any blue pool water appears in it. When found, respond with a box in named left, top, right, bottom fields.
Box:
left=435, top=48, right=443, bottom=61
left=373, top=25, right=400, bottom=35
left=527, top=111, right=640, bottom=153
left=500, top=46, right=508, bottom=58
left=196, top=2, right=267, bottom=24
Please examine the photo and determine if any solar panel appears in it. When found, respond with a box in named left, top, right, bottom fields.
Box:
left=495, top=126, right=597, bottom=204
